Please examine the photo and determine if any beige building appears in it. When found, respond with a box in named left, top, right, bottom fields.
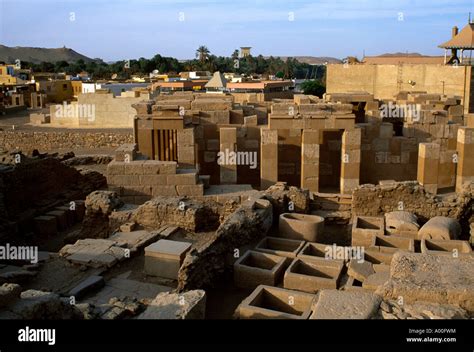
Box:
left=327, top=22, right=474, bottom=114
left=326, top=64, right=473, bottom=113
left=50, top=90, right=154, bottom=128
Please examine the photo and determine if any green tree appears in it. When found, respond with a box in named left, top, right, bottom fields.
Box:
left=39, top=61, right=55, bottom=72
left=195, top=46, right=210, bottom=63
left=300, top=80, right=326, bottom=97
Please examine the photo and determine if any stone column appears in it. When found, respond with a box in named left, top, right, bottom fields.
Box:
left=456, top=127, right=474, bottom=193
left=261, top=128, right=278, bottom=190
left=340, top=128, right=361, bottom=194
left=417, top=142, right=440, bottom=194
left=301, top=130, right=320, bottom=192
left=177, top=128, right=195, bottom=168
left=219, top=127, right=237, bottom=184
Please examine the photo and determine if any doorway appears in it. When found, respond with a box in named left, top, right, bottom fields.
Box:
left=318, top=130, right=343, bottom=193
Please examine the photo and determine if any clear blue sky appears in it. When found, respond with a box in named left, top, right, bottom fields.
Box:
left=0, top=0, right=473, bottom=61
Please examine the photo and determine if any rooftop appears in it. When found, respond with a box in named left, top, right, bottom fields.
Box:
left=439, top=22, right=474, bottom=49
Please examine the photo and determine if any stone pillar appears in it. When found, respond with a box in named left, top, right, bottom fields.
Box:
left=456, top=127, right=474, bottom=193
left=340, top=128, right=361, bottom=194
left=11, top=93, right=24, bottom=106
left=177, top=128, right=195, bottom=169
left=219, top=127, right=237, bottom=184
left=301, top=130, right=320, bottom=192
left=417, top=142, right=440, bottom=194
left=261, top=128, right=278, bottom=190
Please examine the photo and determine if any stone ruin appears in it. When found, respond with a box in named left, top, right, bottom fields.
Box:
left=0, top=165, right=472, bottom=320
left=0, top=89, right=473, bottom=321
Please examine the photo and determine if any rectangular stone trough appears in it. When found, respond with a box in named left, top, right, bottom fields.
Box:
left=238, top=285, right=315, bottom=319
left=234, top=251, right=286, bottom=289
left=421, top=239, right=473, bottom=257
left=255, top=237, right=305, bottom=258
left=297, top=242, right=345, bottom=264
left=341, top=275, right=367, bottom=292
left=363, top=249, right=394, bottom=265
left=352, top=216, right=385, bottom=247
left=370, top=235, right=415, bottom=253
left=283, top=258, right=344, bottom=293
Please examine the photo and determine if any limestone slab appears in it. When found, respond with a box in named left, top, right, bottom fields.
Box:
left=310, top=289, right=381, bottom=319
left=376, top=252, right=474, bottom=312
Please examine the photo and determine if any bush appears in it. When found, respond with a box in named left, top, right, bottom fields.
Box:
left=300, top=80, right=325, bottom=97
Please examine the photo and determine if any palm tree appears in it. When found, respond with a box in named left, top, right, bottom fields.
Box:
left=196, top=46, right=210, bottom=63
left=206, top=55, right=217, bottom=72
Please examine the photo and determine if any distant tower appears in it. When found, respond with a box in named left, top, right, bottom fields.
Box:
left=240, top=47, right=252, bottom=58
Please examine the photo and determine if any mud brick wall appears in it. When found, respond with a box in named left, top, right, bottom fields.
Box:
left=0, top=131, right=133, bottom=154
left=352, top=182, right=473, bottom=232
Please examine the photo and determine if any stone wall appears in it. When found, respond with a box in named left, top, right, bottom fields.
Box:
left=0, top=131, right=133, bottom=154
left=0, top=157, right=106, bottom=243
left=177, top=196, right=273, bottom=291
left=50, top=92, right=150, bottom=128
left=106, top=144, right=204, bottom=204
left=230, top=91, right=294, bottom=104
left=134, top=94, right=262, bottom=187
left=326, top=64, right=473, bottom=113
left=132, top=196, right=221, bottom=233
left=352, top=181, right=473, bottom=237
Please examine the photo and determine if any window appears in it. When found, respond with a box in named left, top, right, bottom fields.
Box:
left=63, top=84, right=68, bottom=91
